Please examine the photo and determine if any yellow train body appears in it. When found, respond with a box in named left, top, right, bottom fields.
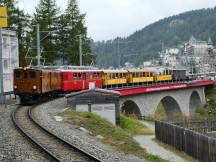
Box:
left=128, top=69, right=154, bottom=83
left=130, top=77, right=154, bottom=83
left=101, top=68, right=173, bottom=86
left=102, top=70, right=128, bottom=86
left=154, top=75, right=172, bottom=82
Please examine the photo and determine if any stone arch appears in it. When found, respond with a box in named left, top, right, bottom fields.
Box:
left=156, top=96, right=182, bottom=121
left=121, top=100, right=141, bottom=117
left=189, top=91, right=202, bottom=114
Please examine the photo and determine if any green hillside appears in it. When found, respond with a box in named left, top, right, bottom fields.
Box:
left=91, top=7, right=216, bottom=68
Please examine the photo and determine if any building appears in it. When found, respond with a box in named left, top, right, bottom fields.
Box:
left=0, top=29, right=19, bottom=99
left=66, top=89, right=121, bottom=125
left=160, top=48, right=179, bottom=67
left=181, top=36, right=214, bottom=74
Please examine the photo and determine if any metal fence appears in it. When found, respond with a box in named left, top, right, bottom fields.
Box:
left=155, top=120, right=216, bottom=162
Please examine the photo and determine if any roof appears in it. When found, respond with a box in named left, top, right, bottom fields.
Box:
left=60, top=69, right=102, bottom=73
left=66, top=88, right=120, bottom=98
left=102, top=69, right=128, bottom=73
left=128, top=69, right=154, bottom=73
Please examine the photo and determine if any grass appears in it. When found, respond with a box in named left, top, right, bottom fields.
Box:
left=120, top=115, right=154, bottom=135
left=206, top=84, right=216, bottom=117
left=154, top=102, right=167, bottom=120
left=59, top=110, right=168, bottom=162
left=153, top=138, right=197, bottom=162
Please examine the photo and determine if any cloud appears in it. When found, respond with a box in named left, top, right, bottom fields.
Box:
left=17, top=0, right=216, bottom=41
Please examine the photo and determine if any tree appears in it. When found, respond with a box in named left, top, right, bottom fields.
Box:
left=31, top=0, right=60, bottom=65
left=0, top=0, right=31, bottom=66
left=64, top=0, right=93, bottom=65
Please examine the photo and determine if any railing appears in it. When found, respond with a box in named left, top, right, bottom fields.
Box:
left=155, top=120, right=216, bottom=162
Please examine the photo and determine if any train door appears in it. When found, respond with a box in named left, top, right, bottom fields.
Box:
left=82, top=72, right=86, bottom=90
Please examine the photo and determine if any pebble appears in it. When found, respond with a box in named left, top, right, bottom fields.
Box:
left=0, top=102, right=51, bottom=162
left=33, top=98, right=146, bottom=162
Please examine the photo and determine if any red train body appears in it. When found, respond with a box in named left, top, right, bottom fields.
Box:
left=60, top=70, right=103, bottom=92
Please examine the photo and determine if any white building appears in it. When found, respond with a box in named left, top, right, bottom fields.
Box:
left=161, top=48, right=179, bottom=67
left=182, top=36, right=214, bottom=74
left=0, top=29, right=19, bottom=96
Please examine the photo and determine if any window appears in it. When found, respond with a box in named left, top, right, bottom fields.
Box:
left=73, top=73, right=77, bottom=80
left=15, top=71, right=21, bottom=79
left=94, top=72, right=97, bottom=79
left=86, top=73, right=89, bottom=80
left=29, top=71, right=36, bottom=79
left=24, top=72, right=28, bottom=78
left=123, top=73, right=126, bottom=78
left=3, top=38, right=7, bottom=49
left=150, top=72, right=153, bottom=77
left=4, top=60, right=8, bottom=71
left=78, top=73, right=82, bottom=79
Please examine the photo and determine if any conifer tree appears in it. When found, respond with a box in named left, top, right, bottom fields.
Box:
left=64, top=0, right=93, bottom=65
left=32, top=0, right=60, bottom=65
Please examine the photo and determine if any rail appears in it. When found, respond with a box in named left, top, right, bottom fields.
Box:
left=12, top=103, right=101, bottom=162
left=12, top=106, right=61, bottom=161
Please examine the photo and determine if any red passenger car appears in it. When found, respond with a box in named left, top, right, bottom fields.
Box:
left=60, top=70, right=102, bottom=92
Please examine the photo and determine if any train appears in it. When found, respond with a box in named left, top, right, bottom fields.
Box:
left=13, top=67, right=189, bottom=104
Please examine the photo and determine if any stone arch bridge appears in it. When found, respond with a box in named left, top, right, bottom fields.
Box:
left=117, top=81, right=213, bottom=120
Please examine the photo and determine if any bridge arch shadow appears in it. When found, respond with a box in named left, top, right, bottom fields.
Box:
left=156, top=96, right=182, bottom=121
left=189, top=91, right=202, bottom=114
left=121, top=100, right=141, bottom=117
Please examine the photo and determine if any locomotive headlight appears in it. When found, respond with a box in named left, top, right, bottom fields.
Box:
left=33, top=85, right=37, bottom=90
left=14, top=85, right=17, bottom=89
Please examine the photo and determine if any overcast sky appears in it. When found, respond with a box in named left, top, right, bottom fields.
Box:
left=18, top=0, right=216, bottom=41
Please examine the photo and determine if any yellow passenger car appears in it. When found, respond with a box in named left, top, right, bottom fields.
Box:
left=102, top=70, right=128, bottom=86
left=128, top=69, right=154, bottom=83
left=154, top=68, right=172, bottom=82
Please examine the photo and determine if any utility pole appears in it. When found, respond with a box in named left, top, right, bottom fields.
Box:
left=0, top=28, right=3, bottom=103
left=37, top=24, right=41, bottom=66
left=117, top=38, right=120, bottom=68
left=78, top=35, right=83, bottom=66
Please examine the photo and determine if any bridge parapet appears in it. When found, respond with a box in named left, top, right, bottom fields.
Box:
left=117, top=80, right=214, bottom=96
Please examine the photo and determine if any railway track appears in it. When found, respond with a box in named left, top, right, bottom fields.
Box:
left=12, top=104, right=101, bottom=162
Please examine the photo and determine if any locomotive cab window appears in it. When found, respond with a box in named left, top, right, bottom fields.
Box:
left=15, top=71, right=21, bottom=79
left=29, top=71, right=36, bottom=79
left=24, top=72, right=28, bottom=78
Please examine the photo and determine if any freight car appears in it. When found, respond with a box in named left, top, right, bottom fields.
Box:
left=169, top=69, right=187, bottom=81
left=14, top=67, right=61, bottom=104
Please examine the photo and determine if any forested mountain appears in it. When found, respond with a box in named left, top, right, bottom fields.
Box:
left=91, top=7, right=216, bottom=68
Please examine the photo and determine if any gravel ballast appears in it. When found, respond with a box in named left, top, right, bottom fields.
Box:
left=0, top=103, right=51, bottom=162
left=33, top=98, right=146, bottom=162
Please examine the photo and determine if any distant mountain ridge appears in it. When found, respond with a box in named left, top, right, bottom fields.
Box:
left=91, top=7, right=216, bottom=68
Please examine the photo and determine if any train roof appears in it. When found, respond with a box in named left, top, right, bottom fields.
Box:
left=60, top=69, right=102, bottom=73
left=127, top=69, right=155, bottom=73
left=14, top=67, right=60, bottom=72
left=102, top=69, right=128, bottom=73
